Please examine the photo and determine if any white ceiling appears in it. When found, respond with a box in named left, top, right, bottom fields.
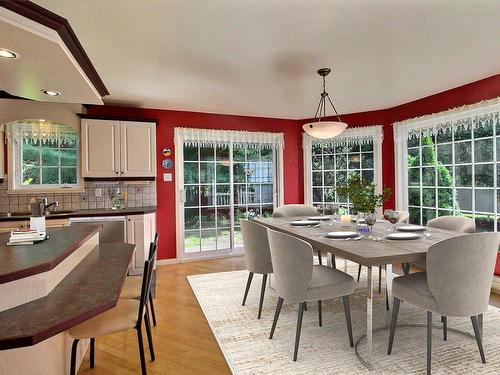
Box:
left=34, top=0, right=500, bottom=119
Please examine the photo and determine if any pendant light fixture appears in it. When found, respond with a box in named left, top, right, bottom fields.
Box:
left=303, top=68, right=348, bottom=139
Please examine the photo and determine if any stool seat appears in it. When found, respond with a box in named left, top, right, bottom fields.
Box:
left=69, top=299, right=139, bottom=339
left=121, top=276, right=142, bottom=299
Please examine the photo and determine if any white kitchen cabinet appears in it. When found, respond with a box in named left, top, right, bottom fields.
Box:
left=127, top=213, right=156, bottom=275
left=81, top=118, right=156, bottom=178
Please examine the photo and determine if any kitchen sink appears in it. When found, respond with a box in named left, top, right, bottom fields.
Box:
left=0, top=210, right=75, bottom=217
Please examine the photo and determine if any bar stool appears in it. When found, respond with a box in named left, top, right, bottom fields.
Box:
left=120, top=233, right=159, bottom=326
left=69, top=257, right=156, bottom=375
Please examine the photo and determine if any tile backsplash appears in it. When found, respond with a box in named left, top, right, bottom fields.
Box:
left=0, top=179, right=157, bottom=213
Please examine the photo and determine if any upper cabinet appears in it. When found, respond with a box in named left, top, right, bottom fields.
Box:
left=81, top=118, right=156, bottom=178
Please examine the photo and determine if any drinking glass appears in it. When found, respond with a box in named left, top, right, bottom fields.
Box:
left=388, top=211, right=400, bottom=232
left=329, top=204, right=339, bottom=225
left=365, top=212, right=377, bottom=238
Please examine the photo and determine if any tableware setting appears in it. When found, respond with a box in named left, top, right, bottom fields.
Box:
left=385, top=232, right=420, bottom=240
left=323, top=231, right=358, bottom=239
left=308, top=216, right=331, bottom=221
left=290, top=220, right=321, bottom=227
left=397, top=225, right=426, bottom=232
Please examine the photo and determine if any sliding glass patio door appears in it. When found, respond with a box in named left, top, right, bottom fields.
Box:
left=175, top=128, right=283, bottom=260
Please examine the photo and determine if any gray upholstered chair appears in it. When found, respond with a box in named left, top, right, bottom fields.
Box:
left=267, top=229, right=355, bottom=361
left=272, top=204, right=329, bottom=266
left=413, top=216, right=476, bottom=269
left=272, top=204, right=319, bottom=218
left=240, top=219, right=273, bottom=319
left=388, top=233, right=499, bottom=375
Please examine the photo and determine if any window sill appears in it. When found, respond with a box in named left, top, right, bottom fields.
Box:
left=7, top=188, right=86, bottom=195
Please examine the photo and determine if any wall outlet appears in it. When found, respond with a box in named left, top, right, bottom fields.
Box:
left=95, top=188, right=102, bottom=197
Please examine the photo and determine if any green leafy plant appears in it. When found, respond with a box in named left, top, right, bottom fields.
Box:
left=335, top=174, right=392, bottom=213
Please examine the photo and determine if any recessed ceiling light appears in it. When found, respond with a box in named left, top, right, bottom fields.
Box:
left=0, top=49, right=19, bottom=59
left=41, top=89, right=61, bottom=97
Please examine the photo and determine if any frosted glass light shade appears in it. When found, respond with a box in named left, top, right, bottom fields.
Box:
left=302, top=121, right=348, bottom=139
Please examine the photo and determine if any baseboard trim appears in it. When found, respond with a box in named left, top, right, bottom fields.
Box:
left=156, top=258, right=181, bottom=265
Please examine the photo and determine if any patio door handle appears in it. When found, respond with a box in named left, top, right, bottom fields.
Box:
left=179, top=189, right=186, bottom=203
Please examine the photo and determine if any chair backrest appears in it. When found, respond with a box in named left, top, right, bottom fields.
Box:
left=240, top=219, right=273, bottom=274
left=272, top=204, right=318, bottom=218
left=426, top=233, right=500, bottom=317
left=426, top=215, right=475, bottom=233
left=396, top=210, right=409, bottom=224
left=148, top=232, right=159, bottom=260
left=136, top=258, right=154, bottom=327
left=267, top=229, right=313, bottom=303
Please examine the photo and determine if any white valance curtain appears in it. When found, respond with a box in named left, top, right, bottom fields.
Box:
left=393, top=97, right=500, bottom=210
left=6, top=119, right=78, bottom=147
left=393, top=97, right=500, bottom=141
left=174, top=127, right=284, bottom=149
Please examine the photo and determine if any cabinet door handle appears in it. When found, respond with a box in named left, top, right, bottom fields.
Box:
left=121, top=171, right=124, bottom=174
left=115, top=171, right=119, bottom=174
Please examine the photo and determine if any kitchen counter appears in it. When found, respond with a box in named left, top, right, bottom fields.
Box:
left=0, top=225, right=101, bottom=284
left=0, top=206, right=157, bottom=222
left=0, top=243, right=135, bottom=350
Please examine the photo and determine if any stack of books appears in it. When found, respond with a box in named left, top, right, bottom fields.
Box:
left=7, top=230, right=47, bottom=246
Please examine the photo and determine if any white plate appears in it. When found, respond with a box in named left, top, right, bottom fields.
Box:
left=308, top=216, right=331, bottom=221
left=290, top=220, right=321, bottom=226
left=397, top=225, right=426, bottom=232
left=385, top=232, right=420, bottom=240
left=324, top=231, right=358, bottom=239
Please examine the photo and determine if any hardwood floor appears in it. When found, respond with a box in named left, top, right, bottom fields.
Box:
left=78, top=256, right=500, bottom=374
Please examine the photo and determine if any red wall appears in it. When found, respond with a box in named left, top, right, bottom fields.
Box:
left=86, top=106, right=301, bottom=260
left=88, top=73, right=500, bottom=259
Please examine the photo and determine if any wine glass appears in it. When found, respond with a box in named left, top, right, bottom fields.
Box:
left=365, top=212, right=377, bottom=238
left=329, top=204, right=339, bottom=225
left=388, top=211, right=400, bottom=232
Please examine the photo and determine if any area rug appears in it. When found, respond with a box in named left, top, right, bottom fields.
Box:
left=187, top=261, right=500, bottom=375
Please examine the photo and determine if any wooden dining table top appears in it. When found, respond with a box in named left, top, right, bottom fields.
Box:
left=253, top=217, right=461, bottom=267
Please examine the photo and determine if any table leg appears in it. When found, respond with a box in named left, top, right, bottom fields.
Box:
left=326, top=253, right=332, bottom=267
left=385, top=264, right=393, bottom=316
left=344, top=258, right=348, bottom=273
left=366, top=266, right=373, bottom=369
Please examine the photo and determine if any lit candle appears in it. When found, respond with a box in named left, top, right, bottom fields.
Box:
left=340, top=214, right=351, bottom=227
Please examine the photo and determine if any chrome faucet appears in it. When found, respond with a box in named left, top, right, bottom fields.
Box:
left=42, top=198, right=59, bottom=214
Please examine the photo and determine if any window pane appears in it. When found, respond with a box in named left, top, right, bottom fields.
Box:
left=438, top=209, right=453, bottom=217
left=200, top=185, right=214, bottom=206
left=233, top=184, right=246, bottom=205
left=312, top=156, right=322, bottom=170
left=422, top=208, right=436, bottom=224
left=312, top=172, right=323, bottom=186
left=184, top=230, right=200, bottom=252
left=216, top=146, right=229, bottom=162
left=422, top=188, right=436, bottom=207
left=474, top=139, right=493, bottom=162
left=454, top=142, right=471, bottom=163
left=200, top=146, right=215, bottom=161
left=475, top=215, right=494, bottom=232
left=41, top=149, right=59, bottom=166
left=22, top=144, right=40, bottom=166
left=474, top=122, right=493, bottom=138
left=216, top=185, right=230, bottom=206
left=22, top=167, right=40, bottom=185
left=436, top=144, right=452, bottom=164
left=261, top=184, right=274, bottom=203
left=454, top=126, right=471, bottom=141
left=475, top=190, right=494, bottom=213
left=409, top=207, right=421, bottom=224
left=438, top=188, right=453, bottom=210
left=324, top=155, right=335, bottom=170
left=361, top=153, right=374, bottom=168
left=184, top=208, right=199, bottom=230
left=247, top=184, right=260, bottom=204
left=336, top=171, right=347, bottom=186
left=41, top=167, right=59, bottom=184
left=407, top=137, right=419, bottom=148
left=262, top=204, right=274, bottom=218
left=361, top=170, right=374, bottom=182
left=61, top=168, right=76, bottom=184
left=437, top=165, right=453, bottom=187
left=201, top=229, right=217, bottom=250
left=455, top=165, right=472, bottom=187
left=422, top=167, right=435, bottom=186
left=200, top=163, right=215, bottom=183
left=60, top=149, right=76, bottom=166
left=436, top=130, right=452, bottom=143
left=474, top=164, right=494, bottom=187
left=456, top=189, right=472, bottom=211
left=216, top=163, right=229, bottom=183
left=313, top=188, right=322, bottom=202
left=246, top=148, right=260, bottom=162
left=216, top=228, right=231, bottom=249
left=233, top=163, right=245, bottom=183
left=408, top=148, right=420, bottom=166
left=184, top=145, right=198, bottom=161
left=408, top=168, right=420, bottom=186
left=421, top=146, right=435, bottom=166
left=260, top=148, right=273, bottom=161
left=408, top=188, right=420, bottom=206
left=233, top=226, right=243, bottom=247
left=361, top=142, right=373, bottom=152
left=497, top=138, right=500, bottom=161
left=200, top=208, right=216, bottom=228
left=323, top=187, right=334, bottom=202
left=185, top=185, right=199, bottom=207
left=184, top=163, right=198, bottom=183
left=348, top=154, right=360, bottom=169
left=233, top=148, right=245, bottom=162
left=324, top=171, right=335, bottom=186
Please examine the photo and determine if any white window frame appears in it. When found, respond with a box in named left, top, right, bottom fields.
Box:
left=7, top=122, right=84, bottom=193
left=393, top=97, right=500, bottom=226
left=174, top=127, right=284, bottom=262
left=303, top=125, right=384, bottom=208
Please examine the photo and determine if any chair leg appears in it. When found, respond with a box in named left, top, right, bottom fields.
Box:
left=442, top=316, right=447, bottom=341
left=427, top=311, right=432, bottom=375
left=148, top=291, right=157, bottom=327
left=332, top=255, right=336, bottom=269
left=136, top=326, right=148, bottom=375
left=242, top=272, right=254, bottom=306
left=293, top=302, right=305, bottom=361
left=144, top=311, right=155, bottom=361
left=70, top=339, right=79, bottom=375
left=471, top=315, right=486, bottom=364
left=258, top=274, right=268, bottom=319
left=318, top=300, right=322, bottom=327
left=342, top=295, right=354, bottom=347
left=269, top=297, right=284, bottom=339
left=304, top=301, right=307, bottom=311
left=378, top=266, right=382, bottom=293
left=317, top=250, right=322, bottom=265
left=402, top=262, right=410, bottom=275
left=357, top=264, right=362, bottom=282
left=388, top=297, right=401, bottom=355
left=90, top=337, right=95, bottom=368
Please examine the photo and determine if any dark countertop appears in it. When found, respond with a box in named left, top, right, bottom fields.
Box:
left=0, top=225, right=101, bottom=284
left=0, top=243, right=135, bottom=350
left=0, top=206, right=157, bottom=222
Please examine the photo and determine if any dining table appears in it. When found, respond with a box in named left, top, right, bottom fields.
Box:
left=253, top=216, right=460, bottom=370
